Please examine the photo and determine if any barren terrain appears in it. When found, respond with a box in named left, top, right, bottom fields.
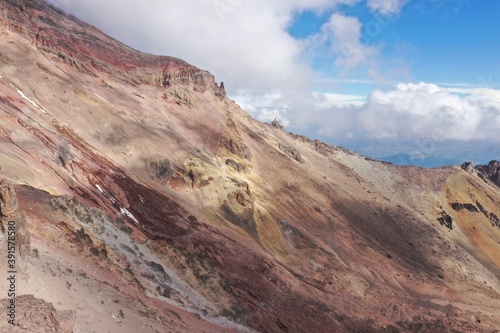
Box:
left=0, top=1, right=500, bottom=332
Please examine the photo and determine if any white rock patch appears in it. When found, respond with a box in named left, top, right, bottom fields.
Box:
left=120, top=207, right=140, bottom=224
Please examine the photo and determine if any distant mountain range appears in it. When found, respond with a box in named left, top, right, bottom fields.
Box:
left=336, top=139, right=500, bottom=168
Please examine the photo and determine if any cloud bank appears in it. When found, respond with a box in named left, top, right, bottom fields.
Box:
left=238, top=82, right=500, bottom=143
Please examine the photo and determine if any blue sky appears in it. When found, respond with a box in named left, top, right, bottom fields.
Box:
left=289, top=0, right=500, bottom=94
left=50, top=0, right=500, bottom=164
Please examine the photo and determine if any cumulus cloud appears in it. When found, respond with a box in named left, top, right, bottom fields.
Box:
left=237, top=83, right=500, bottom=143
left=318, top=13, right=379, bottom=71
left=233, top=91, right=293, bottom=127
left=366, top=0, right=407, bottom=15
left=358, top=83, right=500, bottom=141
left=233, top=90, right=366, bottom=136
left=359, top=83, right=486, bottom=140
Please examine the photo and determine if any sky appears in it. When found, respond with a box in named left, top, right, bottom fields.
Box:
left=48, top=0, right=500, bottom=164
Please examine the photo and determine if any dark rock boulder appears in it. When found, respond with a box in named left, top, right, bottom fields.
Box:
left=450, top=202, right=479, bottom=213
left=437, top=211, right=453, bottom=230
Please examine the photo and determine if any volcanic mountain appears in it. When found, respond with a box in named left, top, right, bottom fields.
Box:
left=1, top=1, right=500, bottom=332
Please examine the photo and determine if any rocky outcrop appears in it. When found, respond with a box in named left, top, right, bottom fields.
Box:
left=162, top=88, right=197, bottom=107
left=0, top=295, right=75, bottom=333
left=219, top=135, right=252, bottom=161
left=278, top=142, right=304, bottom=163
left=269, top=120, right=346, bottom=157
left=0, top=180, right=30, bottom=257
left=161, top=68, right=214, bottom=91
left=227, top=181, right=253, bottom=208
left=215, top=81, right=226, bottom=99
left=460, top=161, right=474, bottom=173
left=476, top=201, right=500, bottom=228
left=219, top=118, right=252, bottom=161
left=437, top=210, right=453, bottom=230
left=183, top=157, right=215, bottom=189
left=475, top=160, right=500, bottom=187
left=225, top=159, right=246, bottom=173
left=450, top=202, right=479, bottom=213
left=270, top=119, right=285, bottom=131
left=147, top=158, right=174, bottom=181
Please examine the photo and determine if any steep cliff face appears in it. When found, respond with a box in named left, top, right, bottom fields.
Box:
left=1, top=1, right=500, bottom=333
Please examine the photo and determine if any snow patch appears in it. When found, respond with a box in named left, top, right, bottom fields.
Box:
left=93, top=93, right=109, bottom=103
left=17, top=89, right=47, bottom=114
left=79, top=83, right=109, bottom=103
left=120, top=207, right=140, bottom=224
left=95, top=184, right=116, bottom=203
left=95, top=184, right=106, bottom=194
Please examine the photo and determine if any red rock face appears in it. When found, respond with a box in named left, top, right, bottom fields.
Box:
left=0, top=1, right=500, bottom=333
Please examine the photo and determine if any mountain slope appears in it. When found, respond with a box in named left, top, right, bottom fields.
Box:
left=1, top=1, right=500, bottom=332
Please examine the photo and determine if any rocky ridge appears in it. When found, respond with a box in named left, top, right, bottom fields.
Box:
left=462, top=160, right=500, bottom=188
left=476, top=160, right=500, bottom=187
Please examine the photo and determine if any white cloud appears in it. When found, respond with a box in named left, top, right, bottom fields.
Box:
left=356, top=83, right=500, bottom=141
left=359, top=83, right=486, bottom=140
left=328, top=14, right=379, bottom=70
left=233, top=90, right=365, bottom=134
left=393, top=82, right=440, bottom=94
left=367, top=0, right=407, bottom=15
left=308, top=13, right=379, bottom=72
left=236, top=83, right=500, bottom=143
left=312, top=92, right=366, bottom=108
left=233, top=91, right=293, bottom=127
